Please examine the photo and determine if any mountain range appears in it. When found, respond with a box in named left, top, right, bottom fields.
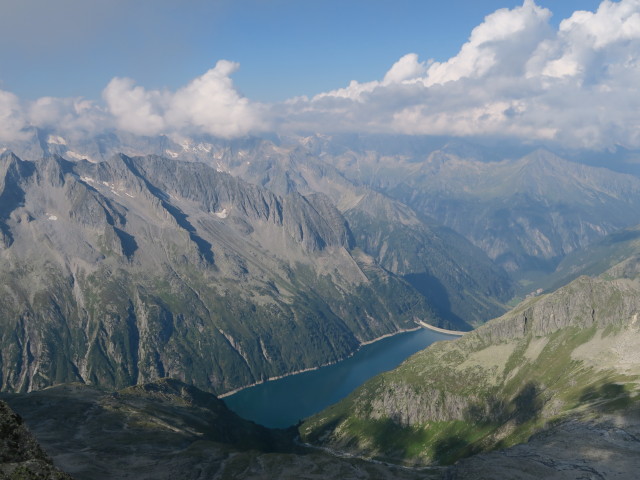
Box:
left=3, top=130, right=640, bottom=478
left=0, top=150, right=451, bottom=394
left=13, top=129, right=640, bottom=280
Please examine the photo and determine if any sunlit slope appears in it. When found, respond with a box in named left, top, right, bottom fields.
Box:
left=301, top=256, right=640, bottom=466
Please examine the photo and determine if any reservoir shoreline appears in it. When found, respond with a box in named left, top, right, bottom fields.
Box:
left=222, top=324, right=461, bottom=427
left=219, top=324, right=423, bottom=398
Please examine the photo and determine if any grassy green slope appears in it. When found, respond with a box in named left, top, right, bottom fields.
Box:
left=300, top=257, right=640, bottom=466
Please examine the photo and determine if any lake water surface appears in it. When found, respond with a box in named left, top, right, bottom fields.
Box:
left=223, top=327, right=457, bottom=428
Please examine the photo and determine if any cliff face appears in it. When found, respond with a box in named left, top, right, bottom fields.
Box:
left=300, top=256, right=640, bottom=466
left=474, top=255, right=640, bottom=342
left=344, top=191, right=513, bottom=328
left=0, top=152, right=436, bottom=395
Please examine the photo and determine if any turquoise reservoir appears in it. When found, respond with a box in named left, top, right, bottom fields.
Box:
left=223, top=327, right=457, bottom=428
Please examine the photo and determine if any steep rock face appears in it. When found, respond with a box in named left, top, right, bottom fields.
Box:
left=202, top=137, right=640, bottom=280
left=8, top=130, right=640, bottom=277
left=168, top=138, right=513, bottom=327
left=300, top=256, right=640, bottom=466
left=4, top=131, right=516, bottom=323
left=474, top=256, right=640, bottom=343
left=258, top=136, right=640, bottom=277
left=344, top=191, right=513, bottom=328
left=0, top=152, right=436, bottom=395
left=0, top=399, right=73, bottom=479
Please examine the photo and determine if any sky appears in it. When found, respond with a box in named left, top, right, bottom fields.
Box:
left=1, top=0, right=639, bottom=149
left=0, top=0, right=602, bottom=101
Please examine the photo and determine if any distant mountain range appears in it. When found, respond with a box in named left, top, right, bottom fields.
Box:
left=307, top=142, right=640, bottom=277
left=534, top=224, right=640, bottom=293
left=12, top=129, right=640, bottom=278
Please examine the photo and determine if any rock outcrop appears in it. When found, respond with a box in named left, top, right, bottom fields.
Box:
left=0, top=399, right=73, bottom=479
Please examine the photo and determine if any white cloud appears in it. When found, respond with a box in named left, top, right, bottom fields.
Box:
left=280, top=0, right=640, bottom=150
left=1, top=60, right=263, bottom=143
left=28, top=97, right=107, bottom=137
left=0, top=92, right=109, bottom=143
left=425, top=0, right=553, bottom=85
left=383, top=53, right=427, bottom=84
left=103, top=60, right=266, bottom=138
left=0, top=90, right=28, bottom=142
left=166, top=60, right=265, bottom=137
left=2, top=1, right=640, bottom=150
left=103, top=78, right=168, bottom=136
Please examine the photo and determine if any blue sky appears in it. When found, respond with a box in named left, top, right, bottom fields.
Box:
left=1, top=0, right=638, bottom=150
left=0, top=0, right=602, bottom=101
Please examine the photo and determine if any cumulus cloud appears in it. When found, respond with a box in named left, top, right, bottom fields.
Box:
left=102, top=78, right=168, bottom=136
left=0, top=90, right=109, bottom=143
left=281, top=0, right=640, bottom=150
left=425, top=0, right=553, bottom=85
left=2, top=0, right=639, bottom=150
left=0, top=60, right=264, bottom=144
left=383, top=53, right=428, bottom=84
left=103, top=60, right=266, bottom=138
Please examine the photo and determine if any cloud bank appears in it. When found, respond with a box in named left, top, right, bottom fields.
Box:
left=0, top=60, right=265, bottom=142
left=1, top=0, right=640, bottom=149
left=285, top=0, right=640, bottom=149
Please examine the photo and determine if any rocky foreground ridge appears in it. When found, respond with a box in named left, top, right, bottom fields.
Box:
left=1, top=379, right=430, bottom=480
left=301, top=256, right=640, bottom=476
left=0, top=399, right=72, bottom=480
